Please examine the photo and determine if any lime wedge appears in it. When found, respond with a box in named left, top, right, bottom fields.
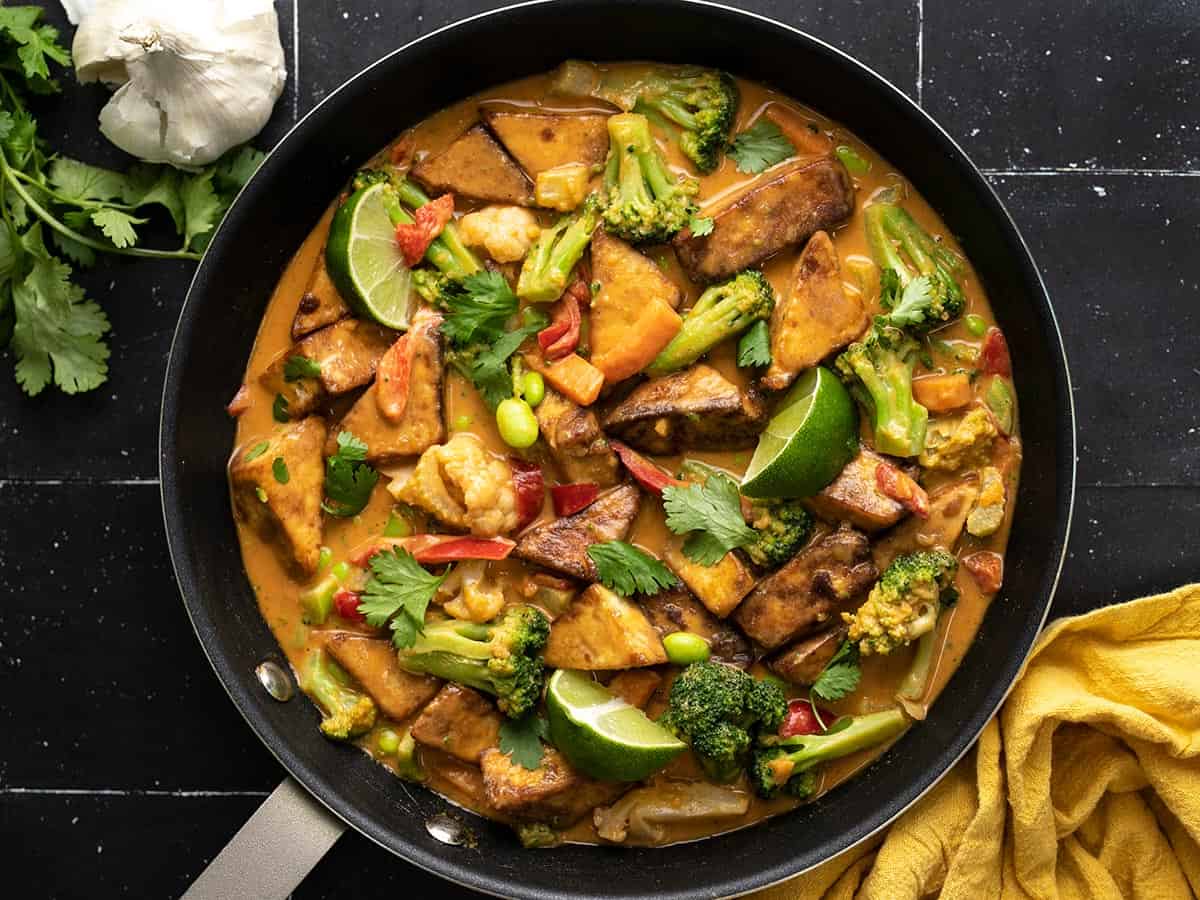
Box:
left=741, top=366, right=858, bottom=498
left=325, top=182, right=414, bottom=330
left=545, top=669, right=685, bottom=781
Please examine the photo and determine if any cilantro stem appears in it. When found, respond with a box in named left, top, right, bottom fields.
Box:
left=0, top=150, right=202, bottom=261
left=7, top=168, right=140, bottom=211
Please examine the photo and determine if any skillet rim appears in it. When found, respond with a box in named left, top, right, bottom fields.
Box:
left=159, top=1, right=1076, bottom=896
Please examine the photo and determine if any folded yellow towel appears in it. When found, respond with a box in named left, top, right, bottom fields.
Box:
left=754, top=584, right=1200, bottom=900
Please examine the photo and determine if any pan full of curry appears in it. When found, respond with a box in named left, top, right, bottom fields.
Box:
left=224, top=59, right=1022, bottom=850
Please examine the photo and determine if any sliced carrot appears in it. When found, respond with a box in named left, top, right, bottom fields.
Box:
left=913, top=372, right=973, bottom=412
left=523, top=352, right=604, bottom=406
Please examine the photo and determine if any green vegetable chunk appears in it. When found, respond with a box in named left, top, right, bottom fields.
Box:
left=663, top=632, right=711, bottom=665
left=496, top=397, right=539, bottom=449
left=598, top=113, right=699, bottom=244
left=300, top=649, right=377, bottom=741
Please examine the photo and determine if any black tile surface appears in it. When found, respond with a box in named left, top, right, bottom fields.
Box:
left=3, top=1, right=1197, bottom=898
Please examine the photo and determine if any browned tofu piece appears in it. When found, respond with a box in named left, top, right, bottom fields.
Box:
left=326, top=311, right=445, bottom=463
left=481, top=106, right=610, bottom=178
left=260, top=319, right=396, bottom=418
left=605, top=670, right=662, bottom=709
left=514, top=484, right=640, bottom=580
left=412, top=123, right=534, bottom=206
left=769, top=626, right=847, bottom=685
left=762, top=231, right=867, bottom=391
left=410, top=684, right=502, bottom=764
left=545, top=584, right=668, bottom=670
left=805, top=449, right=910, bottom=532
left=662, top=539, right=756, bottom=619
left=229, top=417, right=327, bottom=575
left=589, top=230, right=683, bottom=384
left=292, top=259, right=350, bottom=339
left=322, top=632, right=440, bottom=720
left=874, top=476, right=981, bottom=570
left=535, top=388, right=621, bottom=487
left=673, top=157, right=855, bottom=284
left=422, top=749, right=494, bottom=813
left=601, top=365, right=768, bottom=454
left=734, top=525, right=877, bottom=649
left=638, top=586, right=754, bottom=668
left=480, top=747, right=626, bottom=827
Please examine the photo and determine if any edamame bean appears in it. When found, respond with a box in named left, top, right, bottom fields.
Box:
left=663, top=632, right=711, bottom=665
left=965, top=314, right=987, bottom=337
left=377, top=728, right=401, bottom=755
left=496, top=397, right=539, bottom=448
left=522, top=371, right=545, bottom=408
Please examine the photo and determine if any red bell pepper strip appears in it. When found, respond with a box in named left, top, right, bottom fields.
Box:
left=779, top=699, right=835, bottom=737
left=350, top=535, right=516, bottom=567
left=394, top=193, right=455, bottom=267
left=333, top=588, right=366, bottom=623
left=511, top=458, right=545, bottom=530
left=376, top=333, right=412, bottom=422
left=611, top=441, right=686, bottom=498
left=537, top=291, right=582, bottom=360
left=963, top=551, right=1004, bottom=594
left=565, top=278, right=592, bottom=307
left=980, top=327, right=1012, bottom=377
left=551, top=482, right=599, bottom=517
left=875, top=461, right=930, bottom=519
left=226, top=383, right=250, bottom=417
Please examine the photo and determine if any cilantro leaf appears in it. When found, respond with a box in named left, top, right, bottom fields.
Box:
left=213, top=145, right=266, bottom=194
left=728, top=118, right=796, bottom=175
left=271, top=393, right=290, bottom=422
left=48, top=158, right=130, bottom=204
left=587, top=541, right=680, bottom=597
left=358, top=547, right=447, bottom=649
left=688, top=215, right=714, bottom=237
left=121, top=165, right=185, bottom=232
left=662, top=474, right=756, bottom=566
left=879, top=274, right=934, bottom=329
left=272, top=456, right=289, bottom=484
left=498, top=714, right=549, bottom=770
left=736, top=319, right=771, bottom=368
left=322, top=430, right=379, bottom=517
left=464, top=309, right=549, bottom=410
left=90, top=208, right=146, bottom=249
left=179, top=171, right=222, bottom=251
left=438, top=270, right=518, bottom=347
left=810, top=640, right=862, bottom=704
left=283, top=355, right=322, bottom=381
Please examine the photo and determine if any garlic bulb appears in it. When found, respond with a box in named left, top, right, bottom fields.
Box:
left=73, top=0, right=286, bottom=167
left=59, top=0, right=94, bottom=26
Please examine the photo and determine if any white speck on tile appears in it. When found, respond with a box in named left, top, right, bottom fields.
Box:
left=342, top=11, right=348, bottom=19
left=970, top=127, right=981, bottom=137
left=1096, top=75, right=1104, bottom=82
left=1092, top=185, right=1107, bottom=197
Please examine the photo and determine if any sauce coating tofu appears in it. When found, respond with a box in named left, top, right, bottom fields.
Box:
left=604, top=670, right=663, bottom=709
left=873, top=477, right=980, bottom=570
left=662, top=540, right=756, bottom=620
left=291, top=259, right=349, bottom=339
left=229, top=416, right=327, bottom=575
left=673, top=157, right=855, bottom=283
left=761, top=231, right=867, bottom=391
left=804, top=449, right=911, bottom=532
left=410, top=684, right=503, bottom=764
left=638, top=586, right=754, bottom=668
left=322, top=632, right=440, bottom=721
left=544, top=584, right=668, bottom=670
left=535, top=388, right=621, bottom=487
left=412, top=123, right=534, bottom=206
left=514, top=484, right=640, bottom=580
left=480, top=747, right=626, bottom=826
left=769, top=626, right=846, bottom=685
left=481, top=106, right=611, bottom=178
left=734, top=525, right=876, bottom=650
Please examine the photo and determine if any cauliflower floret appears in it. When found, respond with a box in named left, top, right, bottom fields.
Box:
left=919, top=406, right=998, bottom=472
left=966, top=466, right=1006, bottom=537
left=441, top=560, right=507, bottom=622
left=458, top=205, right=541, bottom=263
left=844, top=551, right=957, bottom=656
left=391, top=432, right=518, bottom=536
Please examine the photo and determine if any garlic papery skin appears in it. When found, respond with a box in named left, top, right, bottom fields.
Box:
left=73, top=1, right=287, bottom=167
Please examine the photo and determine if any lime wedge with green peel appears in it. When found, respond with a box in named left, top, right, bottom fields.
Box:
left=326, top=182, right=414, bottom=330
left=741, top=366, right=858, bottom=498
left=545, top=669, right=685, bottom=781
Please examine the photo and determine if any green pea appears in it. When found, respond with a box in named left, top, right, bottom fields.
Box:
left=663, top=632, right=711, bottom=665
left=377, top=728, right=401, bottom=755
left=522, top=371, right=545, bottom=408
left=835, top=144, right=871, bottom=175
left=965, top=314, right=988, bottom=337
left=496, top=398, right=539, bottom=449
left=452, top=414, right=473, bottom=431
left=317, top=546, right=333, bottom=572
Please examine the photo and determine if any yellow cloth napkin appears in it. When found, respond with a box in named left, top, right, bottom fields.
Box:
left=754, top=584, right=1200, bottom=900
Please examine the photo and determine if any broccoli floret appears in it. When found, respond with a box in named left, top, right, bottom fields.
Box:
left=835, top=323, right=929, bottom=458
left=866, top=201, right=965, bottom=332
left=300, top=649, right=377, bottom=741
left=551, top=61, right=738, bottom=173
left=750, top=708, right=909, bottom=798
left=659, top=661, right=787, bottom=783
left=744, top=498, right=813, bottom=570
left=599, top=113, right=699, bottom=244
left=395, top=605, right=550, bottom=719
left=516, top=196, right=600, bottom=303
left=843, top=551, right=958, bottom=658
left=516, top=822, right=563, bottom=848
left=647, top=269, right=774, bottom=376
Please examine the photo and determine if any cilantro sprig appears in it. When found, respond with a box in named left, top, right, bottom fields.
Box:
left=728, top=117, right=796, bottom=175
left=451, top=306, right=549, bottom=410
left=736, top=319, right=771, bottom=368
left=0, top=7, right=264, bottom=395
left=662, top=473, right=756, bottom=566
left=808, top=638, right=862, bottom=730
left=357, top=547, right=447, bottom=649
left=587, top=540, right=679, bottom=597
left=322, top=431, right=379, bottom=517
left=438, top=270, right=519, bottom=347
left=498, top=714, right=549, bottom=770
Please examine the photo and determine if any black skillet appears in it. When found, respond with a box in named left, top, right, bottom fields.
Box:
left=160, top=2, right=1075, bottom=897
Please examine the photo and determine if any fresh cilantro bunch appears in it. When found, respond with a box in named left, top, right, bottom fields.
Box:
left=0, top=6, right=264, bottom=395
left=357, top=547, right=447, bottom=649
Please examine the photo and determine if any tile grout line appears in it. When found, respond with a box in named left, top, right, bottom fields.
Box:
left=291, top=0, right=300, bottom=123
left=2, top=787, right=271, bottom=798
left=915, top=0, right=924, bottom=106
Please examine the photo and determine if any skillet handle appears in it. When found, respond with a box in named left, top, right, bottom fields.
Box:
left=181, top=778, right=346, bottom=900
